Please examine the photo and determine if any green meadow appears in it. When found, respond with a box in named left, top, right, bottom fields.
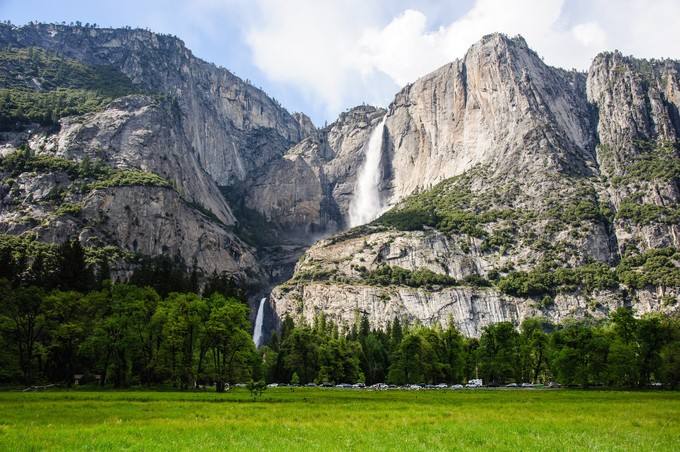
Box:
left=0, top=389, right=679, bottom=451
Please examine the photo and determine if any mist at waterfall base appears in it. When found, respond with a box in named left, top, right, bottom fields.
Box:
left=252, top=297, right=266, bottom=348
left=349, top=115, right=387, bottom=227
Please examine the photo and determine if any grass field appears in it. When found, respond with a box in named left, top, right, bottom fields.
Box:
left=0, top=389, right=679, bottom=451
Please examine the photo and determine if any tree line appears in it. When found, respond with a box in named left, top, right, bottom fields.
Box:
left=263, top=311, right=680, bottom=388
left=0, top=238, right=254, bottom=390
left=0, top=281, right=258, bottom=390
left=1, top=237, right=679, bottom=389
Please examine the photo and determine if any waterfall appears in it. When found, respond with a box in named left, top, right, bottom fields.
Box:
left=252, top=297, right=266, bottom=348
left=349, top=115, right=387, bottom=227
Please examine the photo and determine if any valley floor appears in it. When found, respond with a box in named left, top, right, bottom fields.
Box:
left=0, top=389, right=679, bottom=451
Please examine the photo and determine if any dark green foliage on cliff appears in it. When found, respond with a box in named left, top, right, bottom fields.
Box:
left=89, top=169, right=172, bottom=190
left=374, top=171, right=514, bottom=237
left=0, top=148, right=172, bottom=190
left=611, top=140, right=680, bottom=186
left=497, top=262, right=618, bottom=297
left=0, top=47, right=137, bottom=95
left=616, top=197, right=680, bottom=225
left=617, top=248, right=680, bottom=289
left=496, top=248, right=680, bottom=297
left=361, top=265, right=458, bottom=288
left=0, top=47, right=141, bottom=129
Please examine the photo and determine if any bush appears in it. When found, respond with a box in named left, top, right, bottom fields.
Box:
left=374, top=171, right=514, bottom=236
left=616, top=198, right=680, bottom=225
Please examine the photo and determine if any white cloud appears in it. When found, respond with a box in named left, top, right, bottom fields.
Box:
left=571, top=22, right=607, bottom=48
left=240, top=0, right=680, bottom=122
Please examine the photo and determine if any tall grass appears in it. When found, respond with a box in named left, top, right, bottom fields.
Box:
left=0, top=389, right=678, bottom=451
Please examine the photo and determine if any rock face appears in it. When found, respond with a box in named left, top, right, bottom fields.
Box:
left=587, top=53, right=680, bottom=252
left=271, top=34, right=680, bottom=334
left=243, top=106, right=386, bottom=238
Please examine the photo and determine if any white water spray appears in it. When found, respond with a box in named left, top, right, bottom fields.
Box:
left=349, top=115, right=387, bottom=227
left=252, top=297, right=266, bottom=348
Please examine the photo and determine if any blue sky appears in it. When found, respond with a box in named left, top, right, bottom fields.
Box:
left=2, top=0, right=680, bottom=125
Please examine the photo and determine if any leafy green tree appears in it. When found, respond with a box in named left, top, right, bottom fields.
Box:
left=361, top=333, right=389, bottom=384
left=607, top=337, right=638, bottom=387
left=81, top=284, right=160, bottom=387
left=281, top=327, right=319, bottom=384
left=519, top=318, right=550, bottom=383
left=550, top=321, right=609, bottom=387
left=636, top=314, right=668, bottom=385
left=320, top=337, right=362, bottom=384
left=42, top=291, right=87, bottom=384
left=441, top=321, right=465, bottom=384
left=463, top=338, right=480, bottom=382
left=0, top=285, right=46, bottom=383
left=660, top=315, right=680, bottom=388
left=478, top=322, right=520, bottom=384
left=205, top=295, right=256, bottom=391
left=158, top=293, right=208, bottom=388
left=388, top=332, right=434, bottom=384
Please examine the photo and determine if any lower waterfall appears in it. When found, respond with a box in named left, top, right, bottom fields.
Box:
left=252, top=297, right=266, bottom=348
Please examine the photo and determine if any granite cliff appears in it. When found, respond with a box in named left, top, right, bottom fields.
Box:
left=0, top=25, right=677, bottom=336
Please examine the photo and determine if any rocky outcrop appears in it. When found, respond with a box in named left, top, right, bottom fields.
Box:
left=30, top=95, right=235, bottom=225
left=271, top=282, right=675, bottom=338
left=244, top=106, right=386, bottom=239
left=0, top=23, right=308, bottom=186
left=587, top=52, right=680, bottom=253
left=383, top=34, right=596, bottom=204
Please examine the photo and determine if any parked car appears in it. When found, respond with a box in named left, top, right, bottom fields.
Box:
left=267, top=383, right=279, bottom=388
left=466, top=379, right=483, bottom=388
left=506, top=383, right=518, bottom=387
left=450, top=384, right=464, bottom=389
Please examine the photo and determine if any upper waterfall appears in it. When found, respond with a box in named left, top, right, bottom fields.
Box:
left=349, top=115, right=387, bottom=227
